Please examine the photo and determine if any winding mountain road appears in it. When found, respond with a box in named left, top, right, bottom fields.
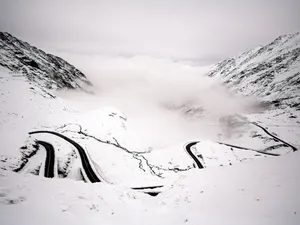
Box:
left=28, top=130, right=163, bottom=196
left=36, top=140, right=55, bottom=178
left=216, top=142, right=281, bottom=156
left=250, top=122, right=298, bottom=152
left=184, top=141, right=204, bottom=169
left=29, top=130, right=104, bottom=183
left=184, top=138, right=282, bottom=169
left=25, top=124, right=295, bottom=196
left=234, top=114, right=298, bottom=152
left=184, top=120, right=298, bottom=168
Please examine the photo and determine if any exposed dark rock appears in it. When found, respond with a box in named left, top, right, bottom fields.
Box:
left=0, top=31, right=92, bottom=90
left=206, top=32, right=300, bottom=111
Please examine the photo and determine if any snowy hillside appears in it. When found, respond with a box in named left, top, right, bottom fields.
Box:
left=0, top=32, right=91, bottom=89
left=203, top=32, right=300, bottom=151
left=1, top=148, right=299, bottom=225
left=0, top=32, right=299, bottom=224
left=207, top=32, right=300, bottom=111
left=0, top=65, right=162, bottom=187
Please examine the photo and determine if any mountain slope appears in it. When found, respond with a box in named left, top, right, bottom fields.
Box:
left=1, top=148, right=299, bottom=225
left=0, top=31, right=299, bottom=225
left=1, top=31, right=298, bottom=182
left=0, top=32, right=91, bottom=90
left=207, top=32, right=300, bottom=111
left=204, top=32, right=300, bottom=149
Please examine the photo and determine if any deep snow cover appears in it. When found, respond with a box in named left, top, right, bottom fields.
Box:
left=0, top=32, right=299, bottom=224
left=0, top=32, right=91, bottom=89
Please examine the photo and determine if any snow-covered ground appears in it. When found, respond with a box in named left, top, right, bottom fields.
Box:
left=1, top=34, right=299, bottom=224
left=1, top=58, right=292, bottom=186
left=1, top=150, right=299, bottom=225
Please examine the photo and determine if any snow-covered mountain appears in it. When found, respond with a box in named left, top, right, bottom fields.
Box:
left=203, top=32, right=300, bottom=150
left=0, top=32, right=91, bottom=90
left=208, top=32, right=300, bottom=113
left=0, top=32, right=299, bottom=224
left=0, top=31, right=298, bottom=179
left=163, top=33, right=300, bottom=152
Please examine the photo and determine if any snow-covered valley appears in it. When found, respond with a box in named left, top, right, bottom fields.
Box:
left=0, top=31, right=299, bottom=224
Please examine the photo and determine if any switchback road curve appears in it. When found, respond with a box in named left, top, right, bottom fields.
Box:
left=184, top=141, right=204, bottom=169
left=29, top=130, right=163, bottom=196
left=216, top=142, right=281, bottom=156
left=251, top=122, right=298, bottom=152
left=184, top=139, right=281, bottom=169
left=29, top=130, right=104, bottom=183
left=36, top=140, right=55, bottom=178
left=234, top=115, right=298, bottom=152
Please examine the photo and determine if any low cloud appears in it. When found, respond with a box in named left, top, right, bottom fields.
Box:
left=56, top=53, right=265, bottom=148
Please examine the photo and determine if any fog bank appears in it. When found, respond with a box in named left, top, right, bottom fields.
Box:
left=56, top=54, right=263, bottom=148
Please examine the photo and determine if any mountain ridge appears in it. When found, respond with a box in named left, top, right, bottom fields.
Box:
left=207, top=32, right=300, bottom=111
left=0, top=31, right=91, bottom=90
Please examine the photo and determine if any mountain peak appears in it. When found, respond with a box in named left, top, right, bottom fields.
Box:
left=0, top=31, right=92, bottom=90
left=207, top=31, right=300, bottom=111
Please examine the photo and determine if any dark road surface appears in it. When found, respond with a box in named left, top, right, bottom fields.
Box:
left=234, top=115, right=298, bottom=153
left=29, top=130, right=163, bottom=196
left=29, top=130, right=103, bottom=183
left=216, top=142, right=281, bottom=156
left=36, top=140, right=55, bottom=178
left=251, top=122, right=298, bottom=152
left=185, top=141, right=204, bottom=169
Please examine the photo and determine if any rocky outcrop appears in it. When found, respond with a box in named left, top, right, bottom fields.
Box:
left=0, top=32, right=92, bottom=90
left=207, top=32, right=300, bottom=111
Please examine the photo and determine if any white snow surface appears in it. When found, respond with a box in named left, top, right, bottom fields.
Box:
left=1, top=32, right=300, bottom=224
left=0, top=151, right=299, bottom=225
left=1, top=62, right=298, bottom=224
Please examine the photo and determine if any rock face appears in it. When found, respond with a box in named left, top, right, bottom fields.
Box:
left=207, top=32, right=300, bottom=111
left=0, top=32, right=91, bottom=89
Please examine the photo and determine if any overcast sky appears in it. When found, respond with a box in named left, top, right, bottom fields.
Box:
left=0, top=0, right=300, bottom=62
